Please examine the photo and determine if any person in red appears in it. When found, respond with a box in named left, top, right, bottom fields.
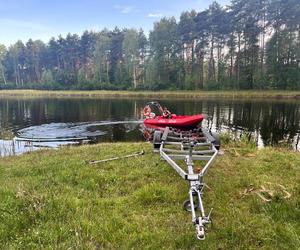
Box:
left=162, top=107, right=171, bottom=118
left=143, top=105, right=156, bottom=119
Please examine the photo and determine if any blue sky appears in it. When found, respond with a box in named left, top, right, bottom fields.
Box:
left=0, top=0, right=230, bottom=47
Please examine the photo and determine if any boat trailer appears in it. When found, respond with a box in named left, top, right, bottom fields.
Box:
left=152, top=126, right=219, bottom=240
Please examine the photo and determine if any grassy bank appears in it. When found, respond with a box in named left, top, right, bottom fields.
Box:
left=1, top=89, right=300, bottom=100
left=0, top=141, right=299, bottom=249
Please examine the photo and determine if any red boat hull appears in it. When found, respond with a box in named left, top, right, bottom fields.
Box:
left=144, top=114, right=204, bottom=128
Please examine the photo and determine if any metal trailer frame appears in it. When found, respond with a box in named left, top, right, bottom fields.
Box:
left=153, top=127, right=219, bottom=240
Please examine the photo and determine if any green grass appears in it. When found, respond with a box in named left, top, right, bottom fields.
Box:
left=1, top=89, right=300, bottom=100
left=0, top=141, right=300, bottom=249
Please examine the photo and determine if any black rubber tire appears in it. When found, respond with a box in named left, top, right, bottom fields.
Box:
left=183, top=199, right=199, bottom=212
left=153, top=131, right=162, bottom=149
left=211, top=132, right=221, bottom=150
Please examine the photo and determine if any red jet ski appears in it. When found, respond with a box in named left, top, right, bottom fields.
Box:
left=143, top=102, right=204, bottom=129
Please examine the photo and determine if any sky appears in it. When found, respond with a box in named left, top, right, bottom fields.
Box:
left=0, top=0, right=230, bottom=47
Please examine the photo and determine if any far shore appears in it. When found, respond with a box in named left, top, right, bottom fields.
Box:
left=1, top=89, right=300, bottom=100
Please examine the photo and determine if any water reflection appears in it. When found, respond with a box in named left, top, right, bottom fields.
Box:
left=0, top=139, right=81, bottom=157
left=0, top=98, right=299, bottom=155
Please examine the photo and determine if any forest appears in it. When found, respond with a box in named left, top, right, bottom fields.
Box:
left=0, top=0, right=299, bottom=91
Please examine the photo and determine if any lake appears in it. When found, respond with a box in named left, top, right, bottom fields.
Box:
left=0, top=97, right=299, bottom=156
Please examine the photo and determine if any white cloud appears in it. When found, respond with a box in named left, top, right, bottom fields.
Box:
left=113, top=4, right=136, bottom=14
left=0, top=18, right=51, bottom=32
left=147, top=13, right=163, bottom=18
left=0, top=18, right=55, bottom=46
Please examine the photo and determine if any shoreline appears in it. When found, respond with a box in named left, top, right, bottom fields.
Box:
left=1, top=89, right=300, bottom=100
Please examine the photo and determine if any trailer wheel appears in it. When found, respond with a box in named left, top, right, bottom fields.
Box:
left=153, top=131, right=162, bottom=149
left=183, top=200, right=199, bottom=212
left=211, top=132, right=220, bottom=150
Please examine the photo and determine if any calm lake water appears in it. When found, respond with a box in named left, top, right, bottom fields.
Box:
left=0, top=97, right=300, bottom=156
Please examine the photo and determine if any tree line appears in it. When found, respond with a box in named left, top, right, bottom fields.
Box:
left=0, top=0, right=299, bottom=90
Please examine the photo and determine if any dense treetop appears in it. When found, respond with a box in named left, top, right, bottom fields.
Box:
left=0, top=0, right=299, bottom=90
